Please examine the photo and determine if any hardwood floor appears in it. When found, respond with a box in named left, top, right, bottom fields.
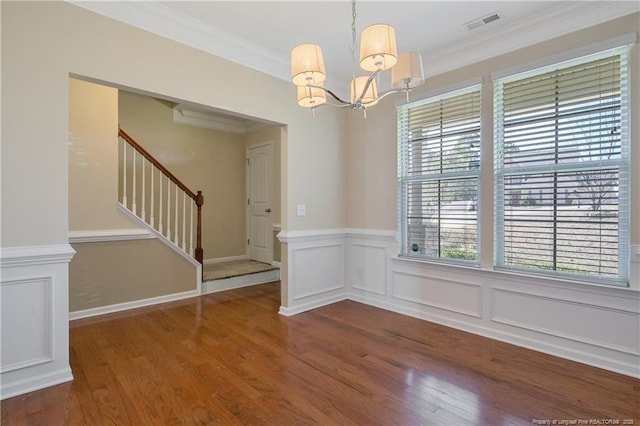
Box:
left=2, top=282, right=638, bottom=425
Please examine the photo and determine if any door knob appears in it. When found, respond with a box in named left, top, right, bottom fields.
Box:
left=265, top=208, right=271, bottom=213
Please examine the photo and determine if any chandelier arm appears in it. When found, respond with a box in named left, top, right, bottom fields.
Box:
left=308, top=84, right=351, bottom=105
left=373, top=88, right=409, bottom=103
left=355, top=70, right=380, bottom=104
left=319, top=102, right=354, bottom=109
left=325, top=89, right=351, bottom=105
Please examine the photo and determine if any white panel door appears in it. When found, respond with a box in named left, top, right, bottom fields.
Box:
left=247, top=143, right=273, bottom=263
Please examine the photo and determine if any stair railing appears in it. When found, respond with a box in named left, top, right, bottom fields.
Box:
left=118, top=127, right=204, bottom=263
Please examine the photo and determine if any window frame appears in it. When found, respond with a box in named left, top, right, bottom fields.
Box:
left=492, top=46, right=631, bottom=286
left=397, top=84, right=482, bottom=265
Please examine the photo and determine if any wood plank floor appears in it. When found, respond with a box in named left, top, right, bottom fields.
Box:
left=2, top=282, right=638, bottom=425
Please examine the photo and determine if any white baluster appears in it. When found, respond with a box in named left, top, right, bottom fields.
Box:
left=122, top=139, right=128, bottom=208
left=150, top=167, right=155, bottom=228
left=141, top=157, right=146, bottom=222
left=158, top=172, right=163, bottom=235
left=182, top=192, right=186, bottom=251
left=132, top=150, right=137, bottom=215
left=189, top=200, right=194, bottom=256
left=174, top=184, right=179, bottom=245
left=166, top=176, right=171, bottom=241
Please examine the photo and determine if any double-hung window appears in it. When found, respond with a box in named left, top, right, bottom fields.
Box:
left=398, top=85, right=481, bottom=263
left=493, top=47, right=630, bottom=285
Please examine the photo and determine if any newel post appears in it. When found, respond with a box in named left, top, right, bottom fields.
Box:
left=195, top=191, right=204, bottom=264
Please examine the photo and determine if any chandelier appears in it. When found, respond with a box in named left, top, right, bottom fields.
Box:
left=290, top=0, right=425, bottom=117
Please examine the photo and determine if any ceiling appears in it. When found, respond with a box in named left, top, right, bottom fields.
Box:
left=72, top=1, right=638, bottom=124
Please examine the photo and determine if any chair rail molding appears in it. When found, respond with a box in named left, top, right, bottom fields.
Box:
left=68, top=229, right=154, bottom=244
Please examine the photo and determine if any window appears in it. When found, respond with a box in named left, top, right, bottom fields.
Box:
left=398, top=85, right=481, bottom=263
left=493, top=47, right=629, bottom=284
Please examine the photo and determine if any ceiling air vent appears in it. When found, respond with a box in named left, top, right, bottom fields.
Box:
left=465, top=12, right=502, bottom=31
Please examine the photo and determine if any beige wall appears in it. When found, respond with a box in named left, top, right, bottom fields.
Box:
left=68, top=78, right=135, bottom=231
left=347, top=13, right=640, bottom=253
left=118, top=91, right=246, bottom=259
left=69, top=239, right=196, bottom=312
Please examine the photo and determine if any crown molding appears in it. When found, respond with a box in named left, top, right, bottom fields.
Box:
left=70, top=1, right=638, bottom=82
left=69, top=1, right=290, bottom=81
left=425, top=1, right=639, bottom=77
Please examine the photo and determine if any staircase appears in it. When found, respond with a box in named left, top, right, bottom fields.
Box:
left=118, top=127, right=204, bottom=264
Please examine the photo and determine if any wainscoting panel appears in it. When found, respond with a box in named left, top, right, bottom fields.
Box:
left=350, top=244, right=387, bottom=296
left=1, top=277, right=53, bottom=372
left=346, top=230, right=397, bottom=303
left=278, top=230, right=347, bottom=315
left=0, top=244, right=75, bottom=399
left=391, top=271, right=483, bottom=318
left=491, top=288, right=639, bottom=354
left=292, top=243, right=345, bottom=299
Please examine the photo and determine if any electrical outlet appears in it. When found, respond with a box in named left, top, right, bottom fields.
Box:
left=296, top=204, right=306, bottom=216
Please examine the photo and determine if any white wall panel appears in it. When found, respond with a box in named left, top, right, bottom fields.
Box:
left=350, top=243, right=387, bottom=296
left=391, top=271, right=483, bottom=318
left=292, top=243, right=345, bottom=299
left=278, top=230, right=348, bottom=315
left=491, top=288, right=639, bottom=353
left=0, top=245, right=75, bottom=399
left=1, top=277, right=53, bottom=372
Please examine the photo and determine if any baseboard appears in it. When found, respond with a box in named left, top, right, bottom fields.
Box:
left=69, top=289, right=200, bottom=321
left=204, top=255, right=248, bottom=265
left=1, top=366, right=73, bottom=400
left=279, top=292, right=348, bottom=317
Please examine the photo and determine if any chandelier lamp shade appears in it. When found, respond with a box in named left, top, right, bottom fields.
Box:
left=359, top=24, right=397, bottom=72
left=290, top=1, right=425, bottom=117
left=290, top=44, right=326, bottom=86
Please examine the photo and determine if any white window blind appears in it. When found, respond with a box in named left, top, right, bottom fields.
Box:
left=398, top=86, right=481, bottom=263
left=494, top=47, right=629, bottom=284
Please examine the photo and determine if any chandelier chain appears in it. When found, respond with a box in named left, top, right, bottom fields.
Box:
left=351, top=0, right=357, bottom=81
